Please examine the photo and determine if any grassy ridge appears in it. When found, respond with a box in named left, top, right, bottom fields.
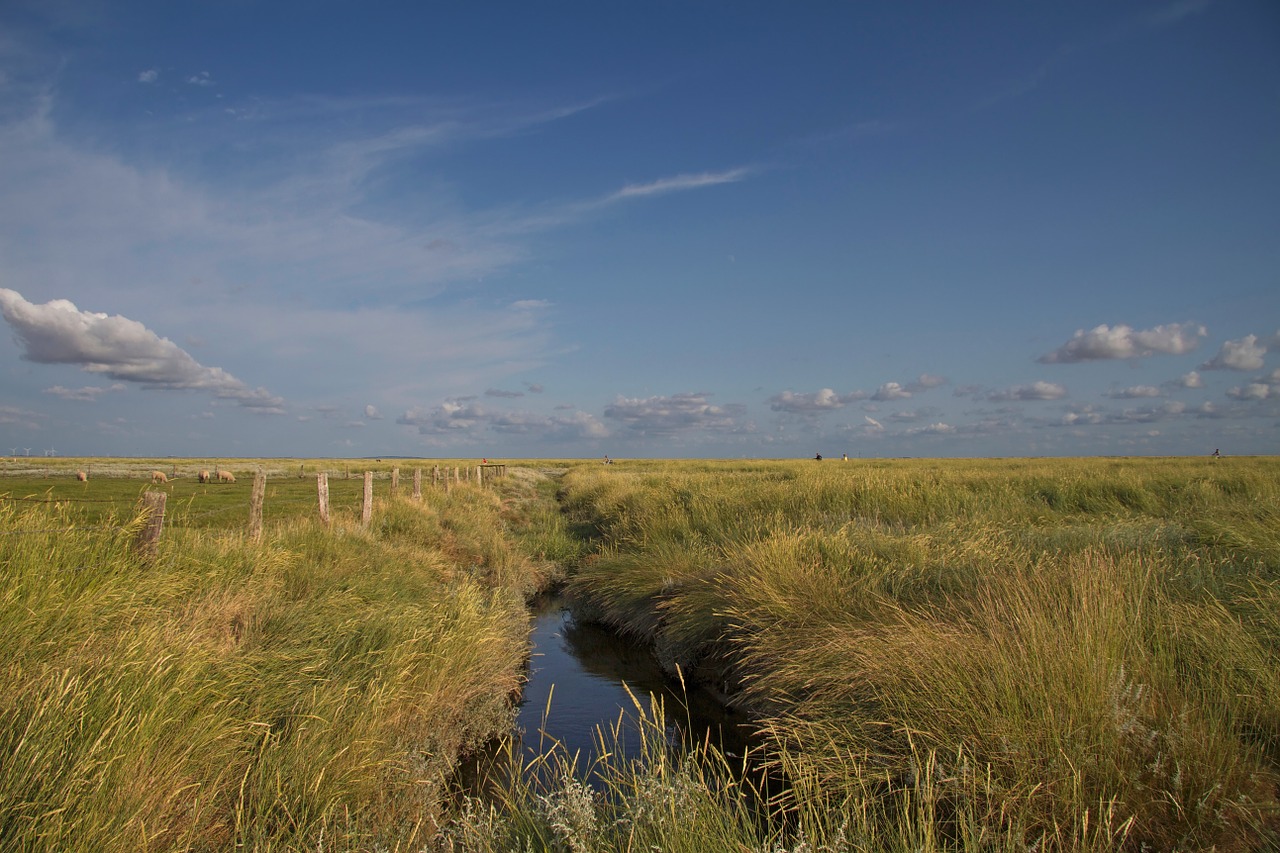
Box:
left=0, top=462, right=564, bottom=851
left=552, top=457, right=1280, bottom=851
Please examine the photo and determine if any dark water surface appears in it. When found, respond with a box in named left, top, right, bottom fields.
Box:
left=457, top=593, right=756, bottom=792
left=514, top=595, right=754, bottom=766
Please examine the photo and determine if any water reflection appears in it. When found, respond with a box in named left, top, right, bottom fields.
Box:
left=456, top=594, right=756, bottom=795
left=516, top=595, right=754, bottom=767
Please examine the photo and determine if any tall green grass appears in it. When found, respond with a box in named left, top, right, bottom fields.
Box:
left=0, top=473, right=553, bottom=851
left=556, top=457, right=1280, bottom=850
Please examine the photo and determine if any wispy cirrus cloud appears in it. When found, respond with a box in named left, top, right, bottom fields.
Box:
left=606, top=167, right=753, bottom=203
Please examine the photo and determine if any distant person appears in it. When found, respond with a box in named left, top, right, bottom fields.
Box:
left=814, top=452, right=822, bottom=461
left=1212, top=448, right=1220, bottom=459
left=842, top=453, right=848, bottom=461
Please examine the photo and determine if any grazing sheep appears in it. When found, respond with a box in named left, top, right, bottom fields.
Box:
left=217, top=470, right=236, bottom=483
left=152, top=471, right=169, bottom=484
left=76, top=470, right=88, bottom=482
left=198, top=470, right=211, bottom=483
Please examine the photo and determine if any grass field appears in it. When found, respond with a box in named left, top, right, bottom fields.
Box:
left=529, top=456, right=1280, bottom=852
left=0, top=457, right=570, bottom=851
left=4, top=455, right=1278, bottom=851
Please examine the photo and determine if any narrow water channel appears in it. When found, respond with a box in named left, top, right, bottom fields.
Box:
left=514, top=594, right=754, bottom=767
left=456, top=592, right=757, bottom=793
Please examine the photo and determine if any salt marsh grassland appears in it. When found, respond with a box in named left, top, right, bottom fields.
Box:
left=2, top=456, right=1277, bottom=851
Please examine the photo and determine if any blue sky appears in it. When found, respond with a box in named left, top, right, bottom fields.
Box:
left=1, top=1, right=1277, bottom=459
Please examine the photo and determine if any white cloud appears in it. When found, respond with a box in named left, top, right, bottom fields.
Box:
left=44, top=383, right=122, bottom=401
left=905, top=374, right=949, bottom=393
left=768, top=387, right=865, bottom=413
left=1038, top=322, right=1206, bottom=363
left=1226, top=383, right=1270, bottom=401
left=1105, top=385, right=1162, bottom=399
left=485, top=388, right=524, bottom=398
left=138, top=68, right=158, bottom=84
left=1170, top=371, right=1203, bottom=389
left=604, top=392, right=745, bottom=434
left=364, top=404, right=383, bottom=419
left=608, top=168, right=751, bottom=202
left=987, top=381, right=1067, bottom=401
left=186, top=71, right=214, bottom=87
left=905, top=422, right=955, bottom=436
left=1200, top=334, right=1267, bottom=371
left=0, top=288, right=283, bottom=411
left=872, top=382, right=912, bottom=401
left=397, top=399, right=607, bottom=440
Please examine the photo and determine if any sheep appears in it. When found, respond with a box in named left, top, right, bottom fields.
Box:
left=152, top=471, right=169, bottom=484
left=216, top=470, right=236, bottom=483
left=198, top=470, right=211, bottom=483
left=76, top=470, right=88, bottom=482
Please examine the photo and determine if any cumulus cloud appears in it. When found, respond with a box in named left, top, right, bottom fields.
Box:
left=485, top=388, right=524, bottom=398
left=364, top=404, right=383, bottom=419
left=1167, top=371, right=1203, bottom=390
left=0, top=289, right=283, bottom=412
left=872, top=382, right=912, bottom=401
left=905, top=422, right=956, bottom=436
left=1038, top=322, right=1206, bottom=363
left=138, top=68, right=158, bottom=84
left=44, top=383, right=123, bottom=402
left=987, top=381, right=1067, bottom=401
left=768, top=387, right=864, bottom=413
left=905, top=374, right=949, bottom=393
left=186, top=71, right=214, bottom=87
left=397, top=400, right=607, bottom=440
left=1226, top=383, right=1270, bottom=401
left=1200, top=335, right=1267, bottom=371
left=1105, top=385, right=1162, bottom=399
left=604, top=392, right=745, bottom=434
left=524, top=382, right=544, bottom=394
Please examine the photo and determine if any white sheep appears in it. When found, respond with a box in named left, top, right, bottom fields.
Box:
left=76, top=470, right=88, bottom=482
left=216, top=470, right=236, bottom=483
left=152, top=471, right=169, bottom=484
left=198, top=470, right=211, bottom=483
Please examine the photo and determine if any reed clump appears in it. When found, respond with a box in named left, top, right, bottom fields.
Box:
left=559, top=457, right=1280, bottom=850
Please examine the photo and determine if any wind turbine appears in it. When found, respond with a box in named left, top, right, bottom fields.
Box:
left=24, top=448, right=31, bottom=456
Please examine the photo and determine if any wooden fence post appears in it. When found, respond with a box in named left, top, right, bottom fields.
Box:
left=413, top=468, right=422, bottom=500
left=317, top=472, right=330, bottom=525
left=476, top=465, right=482, bottom=485
left=391, top=467, right=399, bottom=495
left=433, top=465, right=439, bottom=487
left=135, top=490, right=167, bottom=558
left=249, top=469, right=266, bottom=541
left=362, top=471, right=373, bottom=527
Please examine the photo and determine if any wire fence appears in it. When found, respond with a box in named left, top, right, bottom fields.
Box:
left=1, top=465, right=510, bottom=543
